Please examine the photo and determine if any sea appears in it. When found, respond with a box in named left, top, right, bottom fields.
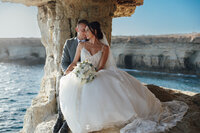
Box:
left=0, top=62, right=199, bottom=133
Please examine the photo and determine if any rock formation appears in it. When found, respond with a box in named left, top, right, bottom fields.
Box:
left=1, top=0, right=200, bottom=132
left=1, top=34, right=200, bottom=74
left=0, top=38, right=45, bottom=65
left=111, top=33, right=200, bottom=75
left=1, top=0, right=144, bottom=132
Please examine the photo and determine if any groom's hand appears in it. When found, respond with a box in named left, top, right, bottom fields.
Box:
left=64, top=70, right=71, bottom=75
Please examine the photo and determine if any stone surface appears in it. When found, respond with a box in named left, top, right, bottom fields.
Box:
left=1, top=0, right=53, bottom=6
left=20, top=88, right=57, bottom=133
left=114, top=0, right=143, bottom=17
left=34, top=114, right=57, bottom=133
left=111, top=33, right=200, bottom=75
left=192, top=93, right=200, bottom=106
left=151, top=86, right=200, bottom=133
left=1, top=0, right=198, bottom=131
left=1, top=0, right=143, bottom=18
left=145, top=84, right=177, bottom=102
left=10, top=0, right=143, bottom=132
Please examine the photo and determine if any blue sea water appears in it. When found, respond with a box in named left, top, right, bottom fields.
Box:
left=0, top=63, right=199, bottom=133
left=124, top=69, right=200, bottom=93
left=0, top=63, right=43, bottom=133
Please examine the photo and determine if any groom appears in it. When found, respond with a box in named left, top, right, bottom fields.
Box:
left=53, top=19, right=89, bottom=133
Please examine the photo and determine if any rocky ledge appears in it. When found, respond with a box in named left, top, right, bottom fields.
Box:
left=31, top=84, right=200, bottom=133
left=111, top=33, right=200, bottom=75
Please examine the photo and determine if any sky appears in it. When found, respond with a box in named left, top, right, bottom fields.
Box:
left=0, top=0, right=200, bottom=38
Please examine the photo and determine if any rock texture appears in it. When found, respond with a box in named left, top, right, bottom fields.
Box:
left=111, top=33, right=200, bottom=75
left=146, top=85, right=200, bottom=133
left=0, top=0, right=144, bottom=133
left=1, top=0, right=53, bottom=6
left=2, top=0, right=143, bottom=18
left=1, top=0, right=199, bottom=132
left=113, top=0, right=143, bottom=17
left=0, top=38, right=45, bottom=65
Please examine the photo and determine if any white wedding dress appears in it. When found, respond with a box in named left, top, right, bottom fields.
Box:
left=59, top=46, right=188, bottom=133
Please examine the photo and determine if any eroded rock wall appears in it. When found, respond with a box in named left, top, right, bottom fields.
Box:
left=111, top=34, right=200, bottom=74
left=20, top=0, right=116, bottom=132
left=1, top=0, right=144, bottom=132
left=0, top=38, right=45, bottom=64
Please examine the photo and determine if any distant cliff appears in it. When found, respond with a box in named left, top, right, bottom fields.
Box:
left=111, top=33, right=200, bottom=75
left=0, top=38, right=45, bottom=65
left=1, top=34, right=200, bottom=74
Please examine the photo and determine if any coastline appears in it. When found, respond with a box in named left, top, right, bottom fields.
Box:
left=0, top=38, right=45, bottom=66
left=1, top=33, right=200, bottom=74
left=0, top=35, right=199, bottom=133
left=111, top=33, right=200, bottom=75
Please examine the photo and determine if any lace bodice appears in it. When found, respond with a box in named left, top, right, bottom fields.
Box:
left=81, top=47, right=102, bottom=68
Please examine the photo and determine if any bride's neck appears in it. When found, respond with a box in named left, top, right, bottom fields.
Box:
left=89, top=36, right=99, bottom=45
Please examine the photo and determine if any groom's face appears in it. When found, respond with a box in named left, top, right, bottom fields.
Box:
left=76, top=23, right=87, bottom=40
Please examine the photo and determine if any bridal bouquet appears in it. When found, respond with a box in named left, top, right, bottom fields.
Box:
left=73, top=60, right=97, bottom=84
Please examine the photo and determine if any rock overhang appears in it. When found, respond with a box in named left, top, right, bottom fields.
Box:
left=1, top=0, right=143, bottom=17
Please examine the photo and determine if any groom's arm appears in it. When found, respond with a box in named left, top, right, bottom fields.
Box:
left=64, top=42, right=83, bottom=75
left=61, top=40, right=71, bottom=73
left=98, top=45, right=109, bottom=71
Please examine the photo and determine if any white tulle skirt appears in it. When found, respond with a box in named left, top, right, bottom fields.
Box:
left=59, top=69, right=188, bottom=133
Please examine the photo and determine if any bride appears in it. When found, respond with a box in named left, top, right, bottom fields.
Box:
left=59, top=21, right=188, bottom=133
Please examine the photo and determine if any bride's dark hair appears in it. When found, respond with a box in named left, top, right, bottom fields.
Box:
left=87, top=21, right=103, bottom=40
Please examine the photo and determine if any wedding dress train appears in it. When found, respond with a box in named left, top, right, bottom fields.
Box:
left=59, top=47, right=188, bottom=133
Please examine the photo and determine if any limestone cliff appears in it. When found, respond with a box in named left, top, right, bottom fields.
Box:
left=111, top=33, right=200, bottom=75
left=0, top=38, right=45, bottom=65
left=4, top=1, right=199, bottom=133
left=0, top=1, right=143, bottom=133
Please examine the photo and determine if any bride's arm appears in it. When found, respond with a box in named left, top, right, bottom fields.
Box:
left=97, top=45, right=109, bottom=71
left=64, top=43, right=83, bottom=75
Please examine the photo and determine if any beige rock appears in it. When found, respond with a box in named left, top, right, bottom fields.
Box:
left=0, top=0, right=145, bottom=133
left=1, top=0, right=54, bottom=6
left=0, top=38, right=45, bottom=65
left=2, top=0, right=143, bottom=18
left=34, top=114, right=57, bottom=133
left=1, top=0, right=198, bottom=132
left=0, top=0, right=144, bottom=133
left=111, top=33, right=200, bottom=75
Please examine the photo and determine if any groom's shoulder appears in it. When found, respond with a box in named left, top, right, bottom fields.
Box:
left=64, top=37, right=77, bottom=47
left=68, top=37, right=77, bottom=42
left=65, top=37, right=76, bottom=44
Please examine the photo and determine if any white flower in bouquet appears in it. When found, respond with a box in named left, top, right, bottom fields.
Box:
left=73, top=60, right=97, bottom=84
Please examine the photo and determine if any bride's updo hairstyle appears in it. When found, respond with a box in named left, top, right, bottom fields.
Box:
left=87, top=21, right=103, bottom=40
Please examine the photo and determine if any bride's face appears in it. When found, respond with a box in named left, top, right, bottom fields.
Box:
left=85, top=26, right=95, bottom=40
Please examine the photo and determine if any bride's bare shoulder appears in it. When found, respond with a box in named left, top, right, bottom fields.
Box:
left=99, top=41, right=109, bottom=48
left=78, top=42, right=87, bottom=49
left=101, top=44, right=109, bottom=52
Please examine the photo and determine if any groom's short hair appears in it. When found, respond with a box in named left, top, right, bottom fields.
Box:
left=77, top=19, right=88, bottom=26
